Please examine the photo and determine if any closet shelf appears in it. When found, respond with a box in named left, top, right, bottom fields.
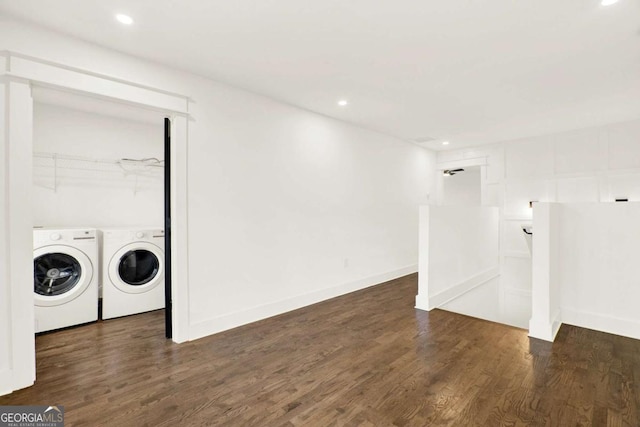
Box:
left=33, top=151, right=164, bottom=194
left=34, top=152, right=164, bottom=168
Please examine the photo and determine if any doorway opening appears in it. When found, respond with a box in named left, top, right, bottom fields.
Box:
left=441, top=165, right=481, bottom=206
left=30, top=86, right=173, bottom=338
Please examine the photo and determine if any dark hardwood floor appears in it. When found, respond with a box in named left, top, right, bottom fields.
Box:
left=2, top=273, right=639, bottom=426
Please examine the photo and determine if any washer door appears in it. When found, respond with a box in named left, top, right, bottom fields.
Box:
left=34, top=245, right=94, bottom=307
left=109, top=242, right=164, bottom=294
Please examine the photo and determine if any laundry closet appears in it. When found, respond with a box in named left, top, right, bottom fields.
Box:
left=31, top=87, right=166, bottom=334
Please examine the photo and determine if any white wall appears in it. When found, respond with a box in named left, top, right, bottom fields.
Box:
left=186, top=95, right=435, bottom=336
left=437, top=119, right=640, bottom=328
left=558, top=203, right=640, bottom=340
left=0, top=16, right=436, bottom=349
left=416, top=206, right=500, bottom=312
left=440, top=276, right=501, bottom=324
left=442, top=166, right=481, bottom=206
left=32, top=101, right=163, bottom=228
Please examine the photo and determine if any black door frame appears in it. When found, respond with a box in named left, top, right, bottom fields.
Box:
left=164, top=117, right=173, bottom=339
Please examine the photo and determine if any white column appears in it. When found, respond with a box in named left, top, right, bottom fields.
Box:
left=528, top=202, right=561, bottom=341
left=0, top=78, right=35, bottom=395
left=0, top=80, right=10, bottom=394
left=415, top=206, right=431, bottom=311
left=170, top=115, right=190, bottom=343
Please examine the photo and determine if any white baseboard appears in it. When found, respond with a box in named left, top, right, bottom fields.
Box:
left=562, top=308, right=640, bottom=341
left=188, top=265, right=418, bottom=341
left=415, top=266, right=499, bottom=311
left=528, top=310, right=561, bottom=342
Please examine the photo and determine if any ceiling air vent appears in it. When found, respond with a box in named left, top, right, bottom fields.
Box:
left=413, top=136, right=437, bottom=144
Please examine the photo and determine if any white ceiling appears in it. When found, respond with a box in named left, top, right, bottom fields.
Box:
left=1, top=0, right=639, bottom=150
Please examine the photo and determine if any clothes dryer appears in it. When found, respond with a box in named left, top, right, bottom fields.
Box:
left=102, top=228, right=165, bottom=319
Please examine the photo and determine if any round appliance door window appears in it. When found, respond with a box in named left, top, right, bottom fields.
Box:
left=109, top=242, right=164, bottom=294
left=118, top=250, right=160, bottom=286
left=33, top=245, right=94, bottom=307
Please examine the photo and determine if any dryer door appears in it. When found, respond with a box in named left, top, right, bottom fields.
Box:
left=34, top=245, right=94, bottom=307
left=109, top=242, right=164, bottom=294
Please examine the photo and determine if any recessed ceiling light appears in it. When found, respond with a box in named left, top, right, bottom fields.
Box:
left=601, top=0, right=619, bottom=5
left=337, top=100, right=348, bottom=107
left=442, top=141, right=450, bottom=146
left=115, top=14, right=134, bottom=25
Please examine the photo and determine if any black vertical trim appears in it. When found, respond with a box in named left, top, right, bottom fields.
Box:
left=164, top=117, right=173, bottom=339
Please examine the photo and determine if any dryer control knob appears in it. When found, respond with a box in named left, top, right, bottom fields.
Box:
left=50, top=233, right=61, bottom=241
left=135, top=231, right=145, bottom=239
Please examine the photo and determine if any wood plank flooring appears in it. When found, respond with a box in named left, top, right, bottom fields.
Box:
left=2, top=273, right=640, bottom=426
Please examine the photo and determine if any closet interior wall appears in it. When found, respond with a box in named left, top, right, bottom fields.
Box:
left=32, top=99, right=164, bottom=228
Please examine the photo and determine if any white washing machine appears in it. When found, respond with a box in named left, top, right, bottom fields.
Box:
left=102, top=228, right=165, bottom=319
left=33, top=228, right=99, bottom=333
